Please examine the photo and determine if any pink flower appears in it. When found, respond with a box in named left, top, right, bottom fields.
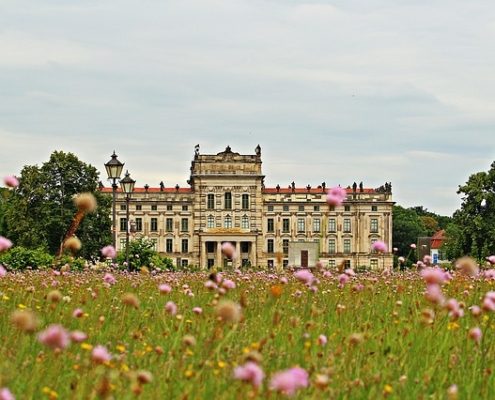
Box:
left=92, top=345, right=111, bottom=364
left=280, top=277, right=288, bottom=284
left=423, top=255, right=432, bottom=265
left=318, top=334, right=327, bottom=346
left=484, top=269, right=495, bottom=280
left=37, top=324, right=71, bottom=350
left=425, top=284, right=445, bottom=305
left=3, top=176, right=19, bottom=188
left=233, top=361, right=265, bottom=388
left=221, top=242, right=237, bottom=259
left=165, top=301, right=177, bottom=315
left=488, top=255, right=495, bottom=265
left=470, top=305, right=482, bottom=317
left=468, top=327, right=482, bottom=343
left=158, top=284, right=172, bottom=294
left=70, top=330, right=88, bottom=342
left=294, top=270, right=314, bottom=285
left=192, top=307, right=203, bottom=314
left=103, top=273, right=116, bottom=285
left=393, top=247, right=398, bottom=252
left=0, top=388, right=15, bottom=400
left=0, top=265, right=6, bottom=277
left=270, top=367, right=309, bottom=396
left=371, top=240, right=388, bottom=253
left=204, top=280, right=217, bottom=290
left=421, top=268, right=446, bottom=285
left=398, top=256, right=405, bottom=263
left=445, top=298, right=464, bottom=320
left=222, top=279, right=236, bottom=290
left=410, top=243, right=417, bottom=249
left=338, top=273, right=349, bottom=287
left=482, top=297, right=495, bottom=312
left=72, top=308, right=84, bottom=318
left=101, top=245, right=116, bottom=259
left=326, top=186, right=347, bottom=206
left=0, top=237, right=13, bottom=252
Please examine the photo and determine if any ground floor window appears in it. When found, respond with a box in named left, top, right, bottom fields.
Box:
left=181, top=259, right=189, bottom=268
left=283, top=259, right=289, bottom=268
left=370, top=259, right=379, bottom=269
left=344, top=260, right=351, bottom=269
left=267, top=259, right=274, bottom=269
left=328, top=259, right=336, bottom=268
left=207, top=259, right=215, bottom=269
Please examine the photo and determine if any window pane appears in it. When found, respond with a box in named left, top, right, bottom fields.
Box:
left=313, top=218, right=320, bottom=232
left=328, top=239, right=336, bottom=254
left=135, top=218, right=142, bottom=231
left=151, top=218, right=158, bottom=231
left=166, top=218, right=173, bottom=232
left=267, top=218, right=274, bottom=232
left=242, top=194, right=249, bottom=209
left=207, top=215, right=215, bottom=228
left=225, top=192, right=232, bottom=209
left=297, top=218, right=305, bottom=232
left=207, top=194, right=215, bottom=210
left=282, top=218, right=290, bottom=233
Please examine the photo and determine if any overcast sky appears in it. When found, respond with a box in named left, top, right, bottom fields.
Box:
left=1, top=0, right=494, bottom=216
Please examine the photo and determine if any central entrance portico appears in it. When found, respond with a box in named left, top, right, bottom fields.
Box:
left=200, top=233, right=257, bottom=269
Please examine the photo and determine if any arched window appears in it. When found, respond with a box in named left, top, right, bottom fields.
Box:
left=224, top=215, right=232, bottom=228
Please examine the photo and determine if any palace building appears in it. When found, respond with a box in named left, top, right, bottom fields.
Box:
left=103, top=145, right=394, bottom=270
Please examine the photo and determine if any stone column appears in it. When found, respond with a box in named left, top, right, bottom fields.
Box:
left=201, top=240, right=206, bottom=269
left=216, top=241, right=223, bottom=269
left=235, top=241, right=241, bottom=269
left=250, top=240, right=256, bottom=267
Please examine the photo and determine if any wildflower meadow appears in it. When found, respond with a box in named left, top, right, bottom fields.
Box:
left=2, top=264, right=495, bottom=399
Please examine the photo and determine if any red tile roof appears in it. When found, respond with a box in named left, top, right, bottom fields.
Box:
left=431, top=230, right=446, bottom=249
left=100, top=187, right=192, bottom=194
left=263, top=187, right=376, bottom=194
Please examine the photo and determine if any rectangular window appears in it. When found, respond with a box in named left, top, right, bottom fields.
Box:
left=328, top=259, right=336, bottom=268
left=207, top=215, right=215, bottom=228
left=120, top=218, right=127, bottom=232
left=267, top=259, right=274, bottom=269
left=267, top=218, right=274, bottom=232
left=268, top=205, right=274, bottom=212
left=135, top=218, right=142, bottom=231
left=344, top=239, right=351, bottom=254
left=242, top=194, right=249, bottom=210
left=182, top=205, right=188, bottom=211
left=225, top=192, right=232, bottom=209
left=166, top=239, right=173, bottom=253
left=207, top=194, right=215, bottom=210
left=283, top=239, right=289, bottom=255
left=241, top=216, right=249, bottom=229
left=241, top=242, right=249, bottom=253
left=136, top=204, right=142, bottom=211
left=298, top=205, right=304, bottom=212
left=283, top=205, right=289, bottom=212
left=370, top=259, right=379, bottom=269
left=328, top=239, right=336, bottom=254
left=224, top=216, right=232, bottom=228
left=344, top=205, right=351, bottom=212
left=297, top=218, right=305, bottom=233
left=181, top=259, right=189, bottom=267
left=181, top=218, right=189, bottom=232
left=313, top=218, right=321, bottom=233
left=328, top=218, right=336, bottom=232
left=119, top=239, right=126, bottom=251
left=343, top=219, right=351, bottom=233
left=370, top=218, right=379, bottom=233
left=372, top=205, right=378, bottom=212
left=267, top=239, right=274, bottom=253
left=167, top=204, right=173, bottom=211
left=151, top=204, right=157, bottom=211
left=166, top=218, right=173, bottom=232
left=151, top=218, right=158, bottom=231
left=314, top=205, right=320, bottom=212
left=329, top=205, right=335, bottom=211
left=344, top=260, right=351, bottom=269
left=283, top=259, right=289, bottom=268
left=120, top=204, right=126, bottom=211
left=181, top=239, right=188, bottom=253
left=282, top=218, right=290, bottom=233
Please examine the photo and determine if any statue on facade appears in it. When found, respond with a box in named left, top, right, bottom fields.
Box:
left=352, top=182, right=357, bottom=192
left=255, top=144, right=261, bottom=156
left=144, top=184, right=149, bottom=192
left=359, top=182, right=363, bottom=192
left=225, top=145, right=232, bottom=153
left=276, top=184, right=280, bottom=192
left=194, top=144, right=200, bottom=158
left=159, top=181, right=164, bottom=191
left=291, top=181, right=295, bottom=192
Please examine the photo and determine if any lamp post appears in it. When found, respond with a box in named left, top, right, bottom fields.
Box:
left=120, top=170, right=135, bottom=266
left=104, top=151, right=124, bottom=250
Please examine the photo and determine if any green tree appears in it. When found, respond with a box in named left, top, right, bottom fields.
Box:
left=3, top=151, right=111, bottom=258
left=443, top=163, right=495, bottom=260
left=392, top=205, right=428, bottom=260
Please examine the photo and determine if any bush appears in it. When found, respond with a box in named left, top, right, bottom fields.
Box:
left=0, top=246, right=53, bottom=270
left=117, top=237, right=174, bottom=271
left=53, top=255, right=87, bottom=272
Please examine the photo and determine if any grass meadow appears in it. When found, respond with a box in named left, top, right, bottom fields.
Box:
left=0, top=268, right=494, bottom=399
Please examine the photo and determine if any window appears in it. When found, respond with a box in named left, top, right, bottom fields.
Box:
left=181, top=259, right=189, bottom=268
left=120, top=204, right=126, bottom=211
left=267, top=218, right=274, bottom=232
left=267, top=239, right=274, bottom=253
left=314, top=205, right=320, bottom=212
left=344, top=205, right=351, bottom=211
left=313, top=218, right=321, bottom=233
left=370, top=218, right=379, bottom=233
left=224, top=192, right=232, bottom=209
left=343, top=219, right=351, bottom=233
left=328, top=218, right=336, bottom=232
left=372, top=205, right=378, bottom=212
left=282, top=218, right=290, bottom=233
left=136, top=204, right=142, bottom=211
left=371, top=238, right=378, bottom=252
left=242, top=194, right=249, bottom=210
left=135, top=218, right=142, bottom=231
left=267, top=259, right=274, bottom=269
left=224, top=215, right=232, bottom=228
left=166, top=239, right=173, bottom=253
left=283, top=205, right=289, bottom=212
left=268, top=205, right=274, bottom=212
left=329, top=205, right=335, bottom=211
left=328, top=259, right=336, bottom=268
left=166, top=218, right=173, bottom=232
left=283, top=259, right=289, bottom=268
left=206, top=242, right=215, bottom=252
left=241, top=215, right=249, bottom=229
left=182, top=205, right=188, bottom=211
left=370, top=259, right=379, bottom=269
left=207, top=215, right=215, bottom=229
left=150, top=239, right=157, bottom=251
left=181, top=218, right=189, bottom=232
left=344, top=260, right=351, bottom=269
left=167, top=204, right=173, bottom=211
left=298, top=205, right=304, bottom=212
left=151, top=218, right=158, bottom=231
left=151, top=204, right=157, bottom=211
left=297, top=218, right=305, bottom=233
left=120, top=218, right=127, bottom=232
left=344, top=239, right=351, bottom=254
left=283, top=239, right=289, bottom=255
left=181, top=239, right=188, bottom=253
left=207, top=194, right=215, bottom=210
left=328, top=239, right=336, bottom=254
left=119, top=239, right=126, bottom=251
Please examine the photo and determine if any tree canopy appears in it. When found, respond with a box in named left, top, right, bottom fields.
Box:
left=2, top=151, right=111, bottom=258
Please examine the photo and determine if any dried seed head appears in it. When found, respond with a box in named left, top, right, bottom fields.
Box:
left=64, top=237, right=82, bottom=252
left=74, top=192, right=97, bottom=213
left=11, top=310, right=39, bottom=333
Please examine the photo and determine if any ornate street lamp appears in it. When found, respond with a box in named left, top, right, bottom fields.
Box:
left=104, top=151, right=124, bottom=250
left=120, top=170, right=136, bottom=266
